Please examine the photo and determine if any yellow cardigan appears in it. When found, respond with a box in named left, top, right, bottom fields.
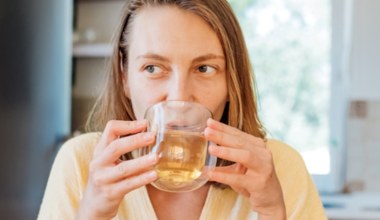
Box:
left=38, top=133, right=326, bottom=220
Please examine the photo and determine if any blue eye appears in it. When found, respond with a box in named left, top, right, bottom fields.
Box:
left=144, top=65, right=163, bottom=75
left=197, top=65, right=216, bottom=74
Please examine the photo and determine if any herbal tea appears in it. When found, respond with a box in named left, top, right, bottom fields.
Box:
left=150, top=131, right=208, bottom=187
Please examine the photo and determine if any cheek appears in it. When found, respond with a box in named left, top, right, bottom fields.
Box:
left=195, top=79, right=228, bottom=120
left=128, top=85, right=149, bottom=119
left=128, top=78, right=166, bottom=120
left=210, top=91, right=228, bottom=121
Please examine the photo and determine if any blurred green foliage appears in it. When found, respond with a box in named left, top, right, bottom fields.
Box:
left=229, top=0, right=331, bottom=151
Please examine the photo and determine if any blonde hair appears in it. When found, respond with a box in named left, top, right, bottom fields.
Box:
left=87, top=0, right=266, bottom=169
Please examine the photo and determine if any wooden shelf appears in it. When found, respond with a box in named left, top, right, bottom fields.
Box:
left=73, top=43, right=112, bottom=58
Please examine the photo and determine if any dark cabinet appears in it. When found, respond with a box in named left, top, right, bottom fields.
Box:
left=0, top=0, right=72, bottom=219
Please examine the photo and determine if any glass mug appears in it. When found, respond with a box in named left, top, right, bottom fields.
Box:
left=136, top=101, right=217, bottom=192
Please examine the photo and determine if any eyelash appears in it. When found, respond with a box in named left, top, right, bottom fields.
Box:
left=196, top=65, right=217, bottom=75
left=142, top=64, right=218, bottom=76
left=143, top=65, right=164, bottom=75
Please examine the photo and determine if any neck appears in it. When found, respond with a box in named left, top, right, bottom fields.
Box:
left=147, top=183, right=211, bottom=220
left=147, top=183, right=211, bottom=201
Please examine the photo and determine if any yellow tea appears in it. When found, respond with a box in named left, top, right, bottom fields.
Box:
left=150, top=130, right=207, bottom=187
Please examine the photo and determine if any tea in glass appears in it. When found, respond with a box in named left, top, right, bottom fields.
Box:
left=139, top=101, right=217, bottom=192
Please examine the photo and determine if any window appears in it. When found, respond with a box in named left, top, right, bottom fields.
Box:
left=229, top=0, right=345, bottom=193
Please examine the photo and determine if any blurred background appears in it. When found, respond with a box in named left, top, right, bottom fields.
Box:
left=0, top=0, right=379, bottom=219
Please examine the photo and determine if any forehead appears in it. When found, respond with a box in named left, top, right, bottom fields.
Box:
left=127, top=5, right=223, bottom=56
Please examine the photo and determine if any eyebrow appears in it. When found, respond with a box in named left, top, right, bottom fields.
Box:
left=136, top=53, right=225, bottom=63
left=192, top=54, right=225, bottom=63
left=137, top=53, right=170, bottom=62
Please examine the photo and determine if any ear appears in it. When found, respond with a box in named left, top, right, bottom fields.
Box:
left=120, top=50, right=130, bottom=98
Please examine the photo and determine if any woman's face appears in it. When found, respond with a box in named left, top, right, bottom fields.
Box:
left=123, top=6, right=228, bottom=120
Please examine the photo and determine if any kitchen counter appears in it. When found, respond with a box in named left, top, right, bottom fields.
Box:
left=322, top=192, right=380, bottom=220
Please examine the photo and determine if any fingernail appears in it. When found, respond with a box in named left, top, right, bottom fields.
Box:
left=208, top=144, right=217, bottom=153
left=136, top=120, right=147, bottom=127
left=143, top=132, right=154, bottom=140
left=203, top=127, right=211, bottom=137
left=158, top=152, right=163, bottom=159
left=148, top=153, right=157, bottom=162
left=207, top=118, right=213, bottom=125
left=148, top=170, right=157, bottom=179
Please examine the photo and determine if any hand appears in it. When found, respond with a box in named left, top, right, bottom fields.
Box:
left=204, top=119, right=286, bottom=219
left=76, top=120, right=158, bottom=220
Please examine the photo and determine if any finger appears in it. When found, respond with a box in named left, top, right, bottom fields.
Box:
left=96, top=154, right=158, bottom=184
left=211, top=163, right=245, bottom=174
left=100, top=132, right=155, bottom=165
left=205, top=127, right=247, bottom=149
left=207, top=118, right=241, bottom=136
left=212, top=164, right=236, bottom=173
left=209, top=161, right=252, bottom=197
left=111, top=170, right=158, bottom=198
left=209, top=164, right=250, bottom=196
left=209, top=170, right=254, bottom=191
left=231, top=185, right=250, bottom=197
left=209, top=145, right=265, bottom=170
left=206, top=118, right=265, bottom=148
left=99, top=120, right=147, bottom=148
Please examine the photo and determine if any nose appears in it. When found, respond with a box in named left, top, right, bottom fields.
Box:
left=166, top=70, right=194, bottom=102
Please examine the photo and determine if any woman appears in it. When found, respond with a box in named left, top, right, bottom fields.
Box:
left=38, top=0, right=326, bottom=219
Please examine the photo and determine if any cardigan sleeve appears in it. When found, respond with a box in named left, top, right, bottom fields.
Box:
left=268, top=140, right=327, bottom=220
left=37, top=133, right=98, bottom=220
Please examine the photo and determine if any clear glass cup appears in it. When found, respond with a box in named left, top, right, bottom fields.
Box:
left=137, top=101, right=217, bottom=192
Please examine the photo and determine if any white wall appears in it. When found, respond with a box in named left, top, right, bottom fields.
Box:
left=343, top=0, right=380, bottom=192
left=346, top=102, right=380, bottom=191
left=349, top=0, right=380, bottom=100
